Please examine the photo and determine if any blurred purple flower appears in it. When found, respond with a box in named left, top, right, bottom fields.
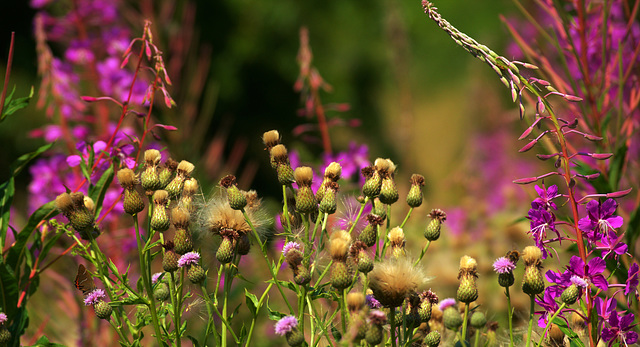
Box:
left=535, top=289, right=560, bottom=328
left=178, top=252, right=200, bottom=268
left=601, top=310, right=638, bottom=346
left=578, top=199, right=623, bottom=241
left=625, top=263, right=639, bottom=299
left=274, top=315, right=298, bottom=336
left=439, top=298, right=456, bottom=310
left=83, top=289, right=106, bottom=306
left=366, top=294, right=382, bottom=309
left=0, top=312, right=7, bottom=324
left=595, top=230, right=628, bottom=260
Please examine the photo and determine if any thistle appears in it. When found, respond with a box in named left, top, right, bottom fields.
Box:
left=456, top=255, right=478, bottom=303
left=375, top=158, right=399, bottom=205
left=406, top=174, right=425, bottom=208
left=521, top=246, right=544, bottom=295
left=165, top=160, right=195, bottom=199
left=318, top=181, right=339, bottom=214
left=0, top=312, right=10, bottom=344
left=316, top=161, right=342, bottom=203
left=275, top=316, right=304, bottom=347
left=361, top=166, right=382, bottom=198
left=158, top=158, right=178, bottom=189
left=387, top=227, right=406, bottom=258
left=55, top=192, right=99, bottom=240
left=141, top=149, right=162, bottom=192
left=424, top=331, right=441, bottom=347
left=270, top=144, right=294, bottom=185
left=172, top=208, right=193, bottom=255
left=349, top=240, right=374, bottom=273
left=117, top=168, right=145, bottom=215
left=162, top=241, right=180, bottom=272
left=365, top=310, right=387, bottom=345
left=368, top=257, right=428, bottom=308
left=294, top=166, right=317, bottom=214
left=425, top=209, right=446, bottom=241
left=359, top=214, right=384, bottom=247
left=442, top=305, right=462, bottom=331
left=220, top=174, right=247, bottom=210
left=329, top=230, right=353, bottom=290
left=180, top=178, right=199, bottom=212
left=150, top=190, right=170, bottom=232
left=262, top=130, right=281, bottom=168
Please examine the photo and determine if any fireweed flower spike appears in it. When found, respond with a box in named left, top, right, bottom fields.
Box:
left=531, top=184, right=560, bottom=211
left=527, top=205, right=559, bottom=259
left=275, top=315, right=304, bottom=347
left=117, top=168, right=144, bottom=216
left=578, top=198, right=624, bottom=242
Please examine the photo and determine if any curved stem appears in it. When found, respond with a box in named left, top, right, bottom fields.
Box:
left=347, top=197, right=369, bottom=235
left=536, top=303, right=566, bottom=347
left=399, top=207, right=413, bottom=229
left=245, top=281, right=275, bottom=346
left=525, top=295, right=536, bottom=347
left=413, top=241, right=432, bottom=267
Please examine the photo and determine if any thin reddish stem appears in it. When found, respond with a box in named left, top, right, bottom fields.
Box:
left=0, top=32, right=15, bottom=115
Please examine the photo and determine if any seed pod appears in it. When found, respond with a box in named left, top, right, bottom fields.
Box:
left=94, top=301, right=112, bottom=320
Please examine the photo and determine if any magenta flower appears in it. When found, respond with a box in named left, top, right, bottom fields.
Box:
left=493, top=257, right=516, bottom=274
left=178, top=252, right=200, bottom=268
left=152, top=272, right=163, bottom=284
left=595, top=296, right=617, bottom=323
left=282, top=241, right=301, bottom=256
left=567, top=256, right=609, bottom=291
left=578, top=199, right=624, bottom=240
left=0, top=312, right=7, bottom=325
left=83, top=289, right=106, bottom=306
left=535, top=290, right=560, bottom=328
left=366, top=294, right=382, bottom=309
left=274, top=315, right=298, bottom=336
left=601, top=310, right=638, bottom=346
left=595, top=231, right=628, bottom=260
left=439, top=298, right=456, bottom=310
left=532, top=184, right=560, bottom=211
left=625, top=263, right=639, bottom=299
left=527, top=207, right=559, bottom=258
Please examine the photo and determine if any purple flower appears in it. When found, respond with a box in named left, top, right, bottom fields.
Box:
left=566, top=256, right=609, bottom=292
left=625, top=263, right=639, bottom=298
left=439, top=298, right=456, bottom=310
left=282, top=241, right=301, bottom=256
left=83, top=289, right=106, bottom=306
left=532, top=184, right=560, bottom=211
left=67, top=141, right=108, bottom=168
left=274, top=315, right=298, bottom=336
left=578, top=199, right=624, bottom=240
left=570, top=275, right=588, bottom=289
left=178, top=252, right=200, bottom=268
left=365, top=294, right=382, bottom=309
left=493, top=257, right=516, bottom=274
left=595, top=296, right=617, bottom=322
left=152, top=272, right=163, bottom=284
left=601, top=310, right=638, bottom=346
left=332, top=196, right=372, bottom=233
left=535, top=289, right=560, bottom=328
left=595, top=230, right=628, bottom=260
left=0, top=312, right=7, bottom=325
left=527, top=207, right=559, bottom=258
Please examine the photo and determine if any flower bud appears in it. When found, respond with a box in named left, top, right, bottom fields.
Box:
left=165, top=160, right=195, bottom=199
left=470, top=311, right=487, bottom=329
left=187, top=264, right=207, bottom=284
left=271, top=145, right=294, bottom=184
left=318, top=181, right=338, bottom=215
left=424, top=331, right=441, bottom=347
left=443, top=306, right=462, bottom=331
left=425, top=209, right=446, bottom=241
left=162, top=242, right=180, bottom=272
left=361, top=166, right=382, bottom=198
left=94, top=301, right=112, bottom=320
left=522, top=246, right=544, bottom=295
left=141, top=149, right=162, bottom=191
left=294, top=167, right=317, bottom=214
left=406, top=174, right=425, bottom=208
left=158, top=158, right=178, bottom=189
left=456, top=256, right=478, bottom=303
left=117, top=169, right=144, bottom=215
left=216, top=237, right=236, bottom=264
left=561, top=284, right=579, bottom=305
left=220, top=175, right=247, bottom=210
left=150, top=190, right=170, bottom=231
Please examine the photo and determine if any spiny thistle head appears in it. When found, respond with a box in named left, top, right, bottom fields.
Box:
left=456, top=255, right=479, bottom=303
left=406, top=174, right=425, bottom=208
left=159, top=158, right=178, bottom=187
left=443, top=305, right=463, bottom=330
left=561, top=283, right=580, bottom=305
left=182, top=178, right=199, bottom=196
left=368, top=257, right=429, bottom=308
left=522, top=246, right=544, bottom=295
left=153, top=190, right=169, bottom=205
left=346, top=292, right=366, bottom=312
left=388, top=227, right=405, bottom=248
left=262, top=130, right=281, bottom=149
left=424, top=331, right=441, bottom=347
left=329, top=230, right=352, bottom=261
left=270, top=144, right=290, bottom=163
left=361, top=166, right=382, bottom=198
left=324, top=162, right=342, bottom=181
left=425, top=208, right=446, bottom=241
left=220, top=175, right=247, bottom=210
left=176, top=160, right=195, bottom=177
left=93, top=301, right=112, bottom=320
left=55, top=192, right=97, bottom=238
left=470, top=311, right=487, bottom=328
left=198, top=194, right=267, bottom=239
left=55, top=192, right=75, bottom=215
left=319, top=181, right=339, bottom=214
left=151, top=190, right=171, bottom=231
left=116, top=168, right=137, bottom=189
left=374, top=158, right=395, bottom=175
left=275, top=315, right=298, bottom=336
left=172, top=207, right=190, bottom=230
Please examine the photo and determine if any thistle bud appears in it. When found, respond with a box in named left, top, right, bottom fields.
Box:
left=172, top=208, right=193, bottom=254
left=522, top=246, right=544, bottom=295
left=406, top=174, right=425, bottom=207
left=418, top=290, right=438, bottom=322
left=181, top=178, right=198, bottom=212
left=158, top=158, right=178, bottom=189
left=359, top=214, right=383, bottom=247
left=294, top=167, right=316, bottom=214
left=150, top=190, right=170, bottom=231
left=216, top=237, right=236, bottom=264
left=220, top=175, right=247, bottom=210
left=443, top=306, right=462, bottom=331
left=236, top=233, right=251, bottom=255
left=347, top=292, right=365, bottom=312
left=0, top=327, right=10, bottom=345
left=331, top=261, right=352, bottom=290
left=162, top=242, right=180, bottom=272
left=293, top=264, right=311, bottom=285
left=388, top=227, right=406, bottom=258
left=561, top=284, right=579, bottom=305
left=316, top=162, right=342, bottom=202
left=187, top=264, right=207, bottom=284
left=365, top=310, right=386, bottom=345
left=55, top=192, right=98, bottom=239
left=357, top=251, right=374, bottom=274
left=319, top=181, right=339, bottom=214
left=424, top=331, right=441, bottom=347
left=154, top=283, right=170, bottom=301
left=165, top=160, right=195, bottom=199
left=456, top=256, right=478, bottom=303
left=470, top=311, right=487, bottom=329
left=376, top=159, right=398, bottom=205
left=270, top=145, right=294, bottom=184
left=141, top=149, right=162, bottom=191
left=117, top=168, right=145, bottom=215
left=424, top=209, right=446, bottom=241
left=372, top=198, right=387, bottom=220
left=361, top=166, right=382, bottom=198
left=94, top=301, right=112, bottom=320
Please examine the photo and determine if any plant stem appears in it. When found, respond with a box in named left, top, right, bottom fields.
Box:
left=536, top=303, right=566, bottom=347
left=245, top=282, right=274, bottom=346
left=525, top=295, right=535, bottom=347
left=506, top=287, right=514, bottom=347
left=347, top=197, right=369, bottom=235
left=474, top=328, right=480, bottom=347
left=282, top=184, right=292, bottom=232
left=170, top=272, right=182, bottom=347
left=461, top=303, right=470, bottom=347
left=390, top=306, right=397, bottom=347
left=399, top=207, right=413, bottom=229
left=413, top=241, right=431, bottom=267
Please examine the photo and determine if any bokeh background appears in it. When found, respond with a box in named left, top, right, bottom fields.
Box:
left=0, top=0, right=566, bottom=345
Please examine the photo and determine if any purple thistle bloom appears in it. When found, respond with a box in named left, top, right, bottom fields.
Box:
left=601, top=310, right=638, bottom=346
left=566, top=256, right=609, bottom=292
left=83, top=289, right=106, bottom=306
left=578, top=199, right=624, bottom=240
left=0, top=312, right=7, bottom=324
left=178, top=252, right=200, bottom=268
left=365, top=294, right=382, bottom=309
left=369, top=310, right=387, bottom=321
left=493, top=257, right=516, bottom=274
left=532, top=184, right=560, bottom=211
left=439, top=298, right=456, bottom=310
left=274, top=315, right=298, bottom=336
left=570, top=275, right=588, bottom=289
left=282, top=241, right=301, bottom=256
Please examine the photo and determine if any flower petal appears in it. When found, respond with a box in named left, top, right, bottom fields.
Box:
left=66, top=155, right=82, bottom=167
left=606, top=216, right=624, bottom=229
left=601, top=198, right=618, bottom=217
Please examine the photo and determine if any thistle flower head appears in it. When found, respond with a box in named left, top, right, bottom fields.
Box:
left=374, top=158, right=396, bottom=176
left=368, top=310, right=387, bottom=325
left=55, top=192, right=74, bottom=214
left=144, top=149, right=161, bottom=166
left=151, top=272, right=164, bottom=284
left=270, top=144, right=289, bottom=163
left=198, top=193, right=265, bottom=237
left=178, top=251, right=200, bottom=268
left=83, top=289, right=106, bottom=306
left=164, top=158, right=178, bottom=172
left=116, top=168, right=137, bottom=189
left=0, top=312, right=7, bottom=325
left=368, top=257, right=429, bottom=307
left=439, top=298, right=456, bottom=310
left=262, top=130, right=280, bottom=149
left=428, top=209, right=447, bottom=222
left=324, top=162, right=342, bottom=180
left=282, top=241, right=301, bottom=256
left=522, top=246, right=543, bottom=267
left=329, top=230, right=352, bottom=261
left=219, top=175, right=237, bottom=189
left=172, top=208, right=190, bottom=230
left=152, top=190, right=169, bottom=205
left=346, top=292, right=366, bottom=312
left=293, top=166, right=314, bottom=187
left=274, top=315, right=298, bottom=336
left=493, top=257, right=516, bottom=274
left=570, top=275, right=589, bottom=289
left=176, top=160, right=195, bottom=177
left=388, top=227, right=405, bottom=248
left=459, top=255, right=477, bottom=273
left=366, top=294, right=382, bottom=309
left=410, top=174, right=425, bottom=187
left=182, top=178, right=199, bottom=195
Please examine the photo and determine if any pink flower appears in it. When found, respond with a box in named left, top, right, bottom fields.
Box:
left=83, top=289, right=106, bottom=306
left=274, top=315, right=298, bottom=336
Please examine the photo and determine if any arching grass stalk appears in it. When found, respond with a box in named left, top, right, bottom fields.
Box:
left=241, top=208, right=294, bottom=312
left=525, top=294, right=536, bottom=347
left=536, top=303, right=566, bottom=347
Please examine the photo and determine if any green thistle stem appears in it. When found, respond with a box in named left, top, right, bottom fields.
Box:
left=307, top=296, right=316, bottom=346
left=221, top=263, right=231, bottom=347
left=474, top=328, right=480, bottom=347
left=347, top=196, right=369, bottom=235
left=316, top=259, right=332, bottom=284
left=525, top=295, right=535, bottom=347
left=282, top=184, right=292, bottom=232
left=461, top=303, right=470, bottom=347
left=536, top=302, right=566, bottom=347
left=245, top=281, right=274, bottom=346
left=340, top=288, right=348, bottom=333
left=133, top=216, right=164, bottom=347
left=200, top=283, right=214, bottom=344
left=170, top=272, right=182, bottom=347
left=108, top=319, right=130, bottom=346
left=399, top=207, right=413, bottom=229
left=413, top=240, right=432, bottom=267
left=241, top=209, right=294, bottom=313
left=505, top=286, right=514, bottom=347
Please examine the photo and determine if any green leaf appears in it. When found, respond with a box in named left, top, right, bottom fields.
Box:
left=186, top=336, right=201, bottom=347
left=7, top=306, right=29, bottom=347
left=245, top=289, right=259, bottom=316
left=267, top=298, right=286, bottom=321
left=26, top=335, right=66, bottom=347
left=0, top=261, right=19, bottom=318
left=1, top=86, right=34, bottom=122
left=551, top=316, right=585, bottom=347
left=9, top=142, right=55, bottom=178
left=6, top=201, right=57, bottom=270
left=609, top=144, right=627, bottom=191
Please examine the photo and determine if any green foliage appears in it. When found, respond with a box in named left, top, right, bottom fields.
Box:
left=0, top=86, right=34, bottom=123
